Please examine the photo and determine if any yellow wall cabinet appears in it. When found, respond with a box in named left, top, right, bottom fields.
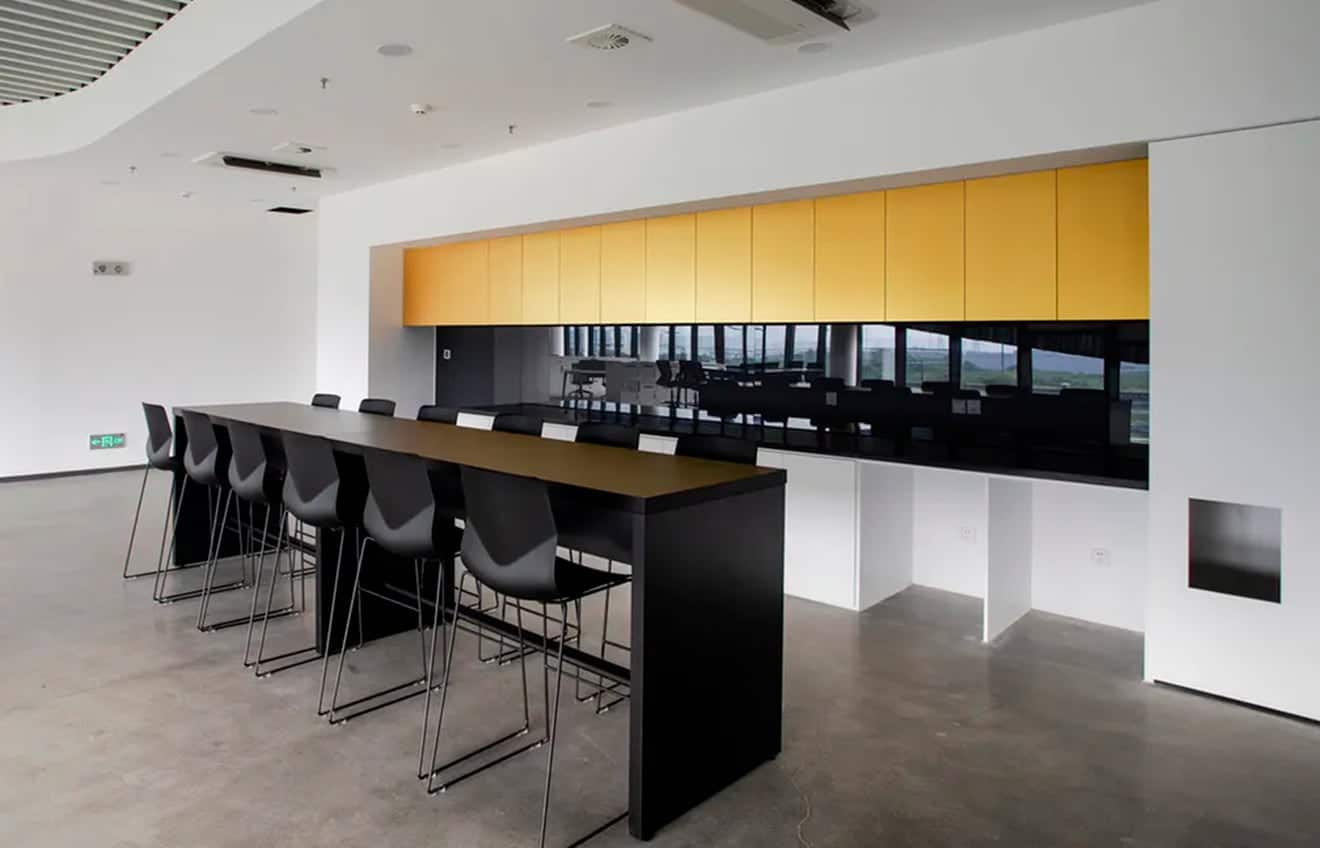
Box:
left=600, top=220, right=646, bottom=323
left=488, top=236, right=523, bottom=325
left=885, top=181, right=966, bottom=322
left=402, top=160, right=1148, bottom=327
left=559, top=226, right=602, bottom=324
left=965, top=171, right=1057, bottom=321
left=403, top=240, right=489, bottom=326
left=1057, top=159, right=1150, bottom=320
left=645, top=214, right=696, bottom=323
left=696, top=207, right=752, bottom=322
left=815, top=191, right=885, bottom=322
left=521, top=231, right=561, bottom=325
left=752, top=200, right=814, bottom=323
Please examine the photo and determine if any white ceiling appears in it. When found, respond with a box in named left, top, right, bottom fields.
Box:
left=1, top=0, right=1153, bottom=208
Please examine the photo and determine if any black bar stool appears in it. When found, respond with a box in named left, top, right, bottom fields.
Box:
left=492, top=413, right=543, bottom=436
left=417, top=404, right=459, bottom=424
left=560, top=423, right=640, bottom=711
left=311, top=393, right=341, bottom=409
left=325, top=448, right=463, bottom=727
left=154, top=411, right=246, bottom=605
left=675, top=433, right=759, bottom=465
left=122, top=403, right=179, bottom=580
left=263, top=432, right=366, bottom=688
left=197, top=422, right=302, bottom=633
left=359, top=398, right=396, bottom=416
left=426, top=466, right=630, bottom=848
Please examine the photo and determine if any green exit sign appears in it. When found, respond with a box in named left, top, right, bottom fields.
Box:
left=89, top=433, right=126, bottom=450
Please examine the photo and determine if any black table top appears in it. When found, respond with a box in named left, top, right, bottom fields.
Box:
left=181, top=402, right=785, bottom=513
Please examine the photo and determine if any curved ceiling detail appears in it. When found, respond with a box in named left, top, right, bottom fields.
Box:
left=0, top=0, right=194, bottom=106
left=0, top=0, right=325, bottom=162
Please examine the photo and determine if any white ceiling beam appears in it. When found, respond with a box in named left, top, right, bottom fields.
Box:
left=0, top=52, right=95, bottom=83
left=0, top=2, right=147, bottom=43
left=0, top=70, right=65, bottom=95
left=0, top=67, right=78, bottom=93
left=54, top=0, right=171, bottom=26
left=0, top=38, right=110, bottom=71
left=114, top=0, right=184, bottom=14
left=16, top=0, right=160, bottom=34
left=0, top=17, right=131, bottom=56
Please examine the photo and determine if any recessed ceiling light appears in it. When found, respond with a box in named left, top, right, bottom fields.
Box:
left=377, top=43, right=413, bottom=57
left=249, top=107, right=279, bottom=116
left=180, top=191, right=194, bottom=199
left=586, top=100, right=612, bottom=109
left=798, top=41, right=832, bottom=54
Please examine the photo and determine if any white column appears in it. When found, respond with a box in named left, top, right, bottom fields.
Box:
left=827, top=324, right=859, bottom=385
left=640, top=326, right=664, bottom=361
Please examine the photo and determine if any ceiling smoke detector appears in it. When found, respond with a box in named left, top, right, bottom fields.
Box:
left=566, top=24, right=653, bottom=51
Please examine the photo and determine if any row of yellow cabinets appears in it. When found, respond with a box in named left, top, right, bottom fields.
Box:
left=403, top=159, right=1148, bottom=326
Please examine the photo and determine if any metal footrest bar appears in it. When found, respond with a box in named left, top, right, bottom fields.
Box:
left=426, top=730, right=543, bottom=794
left=256, top=651, right=322, bottom=678
left=329, top=677, right=428, bottom=725
left=200, top=606, right=297, bottom=633
left=563, top=812, right=629, bottom=848
left=158, top=579, right=245, bottom=604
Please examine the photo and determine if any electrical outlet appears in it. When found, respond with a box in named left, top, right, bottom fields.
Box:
left=442, top=348, right=452, bottom=360
left=1091, top=548, right=1110, bottom=567
left=960, top=526, right=977, bottom=543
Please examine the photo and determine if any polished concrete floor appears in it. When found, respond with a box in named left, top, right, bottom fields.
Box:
left=3, top=470, right=1320, bottom=847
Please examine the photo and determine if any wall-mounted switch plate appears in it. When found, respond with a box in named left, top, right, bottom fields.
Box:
left=92, top=261, right=131, bottom=276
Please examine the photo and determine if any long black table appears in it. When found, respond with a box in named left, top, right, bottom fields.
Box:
left=174, top=402, right=787, bottom=841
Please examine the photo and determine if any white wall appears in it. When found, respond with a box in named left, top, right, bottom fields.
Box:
left=0, top=180, right=317, bottom=478
left=367, top=245, right=432, bottom=417
left=1147, top=120, right=1320, bottom=719
left=317, top=0, right=1320, bottom=396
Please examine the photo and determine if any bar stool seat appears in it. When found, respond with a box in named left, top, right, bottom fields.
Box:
left=122, top=402, right=181, bottom=580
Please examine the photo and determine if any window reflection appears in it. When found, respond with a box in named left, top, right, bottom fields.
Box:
left=905, top=329, right=950, bottom=389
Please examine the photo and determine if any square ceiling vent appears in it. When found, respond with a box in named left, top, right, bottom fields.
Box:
left=566, top=24, right=653, bottom=51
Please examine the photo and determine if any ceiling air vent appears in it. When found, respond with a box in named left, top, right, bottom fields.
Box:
left=193, top=152, right=328, bottom=179
left=672, top=0, right=865, bottom=45
left=267, top=206, right=313, bottom=215
left=566, top=24, right=653, bottom=51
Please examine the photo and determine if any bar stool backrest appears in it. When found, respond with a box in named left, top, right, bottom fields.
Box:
left=179, top=410, right=226, bottom=486
left=281, top=432, right=353, bottom=528
left=227, top=421, right=280, bottom=506
left=142, top=402, right=174, bottom=470
left=311, top=393, right=341, bottom=409
left=492, top=413, right=543, bottom=437
left=675, top=433, right=758, bottom=465
left=361, top=448, right=444, bottom=558
left=417, top=404, right=459, bottom=424
left=358, top=398, right=396, bottom=417
left=459, top=466, right=560, bottom=600
left=575, top=422, right=640, bottom=450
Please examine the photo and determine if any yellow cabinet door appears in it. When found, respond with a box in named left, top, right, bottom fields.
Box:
left=814, top=191, right=885, bottom=322
left=885, top=181, right=965, bottom=321
left=403, top=241, right=489, bottom=326
left=645, top=214, right=696, bottom=324
left=521, top=231, right=561, bottom=325
left=696, top=207, right=752, bottom=322
left=488, top=236, right=523, bottom=325
left=752, top=200, right=814, bottom=322
left=559, top=226, right=601, bottom=324
left=1057, top=159, right=1149, bottom=319
left=600, top=220, right=646, bottom=323
left=965, top=171, right=1057, bottom=320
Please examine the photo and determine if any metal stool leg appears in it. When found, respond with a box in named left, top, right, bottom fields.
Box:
left=539, top=601, right=568, bottom=848
left=417, top=555, right=449, bottom=780
left=316, top=529, right=350, bottom=714
left=254, top=515, right=317, bottom=677
left=426, top=574, right=539, bottom=794
left=122, top=466, right=153, bottom=579
left=153, top=475, right=188, bottom=602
